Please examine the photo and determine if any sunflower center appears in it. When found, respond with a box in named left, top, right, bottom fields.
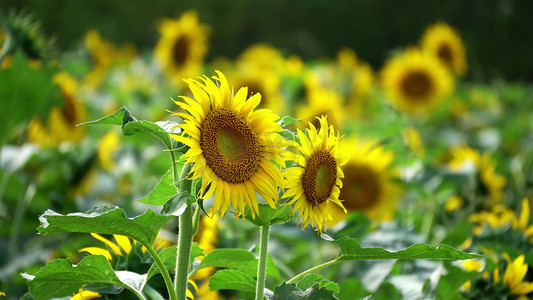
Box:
left=302, top=150, right=337, bottom=205
left=200, top=108, right=261, bottom=183
left=171, top=36, right=189, bottom=66
left=437, top=43, right=454, bottom=67
left=401, top=71, right=433, bottom=100
left=339, top=164, right=381, bottom=210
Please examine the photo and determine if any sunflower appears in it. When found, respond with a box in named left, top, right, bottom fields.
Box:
left=448, top=146, right=506, bottom=204
left=296, top=85, right=345, bottom=129
left=70, top=289, right=101, bottom=300
left=512, top=198, right=533, bottom=244
left=330, top=138, right=401, bottom=222
left=421, top=22, right=467, bottom=76
left=170, top=71, right=285, bottom=218
left=236, top=43, right=285, bottom=74
left=499, top=254, right=533, bottom=299
left=97, top=131, right=122, bottom=171
left=27, top=72, right=86, bottom=148
left=154, top=11, right=209, bottom=86
left=381, top=48, right=453, bottom=113
left=283, top=116, right=348, bottom=233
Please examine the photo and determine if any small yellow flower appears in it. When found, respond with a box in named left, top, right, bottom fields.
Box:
left=512, top=198, right=533, bottom=244
left=461, top=259, right=484, bottom=291
left=402, top=126, right=425, bottom=156
left=501, top=255, right=533, bottom=298
left=71, top=289, right=100, bottom=300
left=445, top=196, right=463, bottom=212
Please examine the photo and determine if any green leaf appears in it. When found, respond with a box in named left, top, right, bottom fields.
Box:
left=146, top=243, right=204, bottom=280
left=209, top=269, right=256, bottom=292
left=138, top=168, right=178, bottom=205
left=122, top=120, right=178, bottom=150
left=296, top=274, right=339, bottom=294
left=23, top=255, right=144, bottom=299
left=330, top=237, right=482, bottom=261
left=272, top=283, right=338, bottom=300
left=373, top=282, right=401, bottom=300
left=160, top=192, right=193, bottom=216
left=435, top=265, right=479, bottom=300
left=279, top=116, right=301, bottom=127
left=38, top=204, right=173, bottom=246
left=79, top=106, right=136, bottom=126
left=197, top=249, right=280, bottom=281
left=338, top=278, right=370, bottom=300
left=244, top=203, right=293, bottom=226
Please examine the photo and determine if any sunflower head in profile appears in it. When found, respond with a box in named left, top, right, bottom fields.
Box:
left=170, top=71, right=285, bottom=219
left=421, top=22, right=467, bottom=76
left=283, top=116, right=349, bottom=233
left=381, top=48, right=453, bottom=113
left=154, top=10, right=209, bottom=85
left=329, top=138, right=401, bottom=223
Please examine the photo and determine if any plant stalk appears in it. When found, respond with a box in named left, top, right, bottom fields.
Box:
left=286, top=259, right=338, bottom=284
left=174, top=163, right=193, bottom=299
left=144, top=245, right=177, bottom=300
left=255, top=225, right=270, bottom=300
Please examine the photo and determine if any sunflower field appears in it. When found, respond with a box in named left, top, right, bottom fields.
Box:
left=1, top=3, right=533, bottom=300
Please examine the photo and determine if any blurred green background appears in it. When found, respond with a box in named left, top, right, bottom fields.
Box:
left=4, top=0, right=533, bottom=82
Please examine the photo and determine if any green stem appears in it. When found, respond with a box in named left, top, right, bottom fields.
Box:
left=144, top=245, right=177, bottom=300
left=255, top=225, right=270, bottom=300
left=174, top=163, right=193, bottom=300
left=8, top=183, right=35, bottom=257
left=286, top=259, right=338, bottom=284
left=143, top=284, right=165, bottom=300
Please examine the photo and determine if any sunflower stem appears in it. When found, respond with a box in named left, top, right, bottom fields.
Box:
left=144, top=245, right=177, bottom=300
left=255, top=225, right=270, bottom=300
left=191, top=202, right=201, bottom=236
left=175, top=163, right=193, bottom=300
left=286, top=259, right=338, bottom=284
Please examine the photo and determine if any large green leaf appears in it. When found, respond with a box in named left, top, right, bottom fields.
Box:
left=271, top=283, right=338, bottom=300
left=79, top=106, right=136, bottom=127
left=23, top=255, right=144, bottom=299
left=244, top=203, right=293, bottom=226
left=328, top=236, right=482, bottom=261
left=122, top=120, right=178, bottom=150
left=38, top=205, right=173, bottom=246
left=197, top=249, right=280, bottom=281
left=138, top=167, right=177, bottom=205
left=209, top=269, right=256, bottom=292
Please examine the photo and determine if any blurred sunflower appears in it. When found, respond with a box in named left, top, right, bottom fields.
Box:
left=27, top=72, right=86, bottom=147
left=498, top=254, right=533, bottom=299
left=381, top=48, right=453, bottom=113
left=154, top=11, right=209, bottom=86
left=191, top=215, right=221, bottom=299
left=402, top=126, right=425, bottom=156
left=97, top=130, right=122, bottom=171
left=283, top=116, right=349, bottom=233
left=236, top=43, right=285, bottom=74
left=170, top=71, right=285, bottom=218
left=512, top=198, right=533, bottom=244
left=296, top=85, right=345, bottom=129
left=70, top=289, right=100, bottom=300
left=448, top=146, right=506, bottom=204
left=330, top=138, right=401, bottom=222
left=421, top=22, right=467, bottom=76
left=228, top=67, right=285, bottom=113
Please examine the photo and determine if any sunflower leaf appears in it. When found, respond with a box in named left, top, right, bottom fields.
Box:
left=138, top=167, right=177, bottom=205
left=244, top=203, right=293, bottom=226
left=122, top=120, right=175, bottom=150
left=296, top=274, right=339, bottom=294
left=331, top=236, right=482, bottom=261
left=23, top=255, right=143, bottom=299
left=279, top=116, right=301, bottom=127
left=209, top=269, right=256, bottom=292
left=79, top=106, right=136, bottom=127
left=38, top=204, right=172, bottom=246
left=197, top=248, right=280, bottom=281
left=160, top=192, right=193, bottom=216
left=271, top=283, right=338, bottom=300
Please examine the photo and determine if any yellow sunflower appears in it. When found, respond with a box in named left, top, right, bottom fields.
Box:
left=283, top=116, right=349, bottom=233
left=97, top=131, right=122, bottom=171
left=170, top=71, right=285, bottom=218
left=236, top=43, right=285, bottom=74
left=154, top=11, right=209, bottom=86
left=381, top=48, right=453, bottom=113
left=228, top=66, right=285, bottom=113
left=498, top=254, right=533, bottom=299
left=70, top=289, right=101, bottom=300
left=296, top=85, right=345, bottom=129
left=330, top=138, right=402, bottom=222
left=512, top=198, right=533, bottom=244
left=27, top=72, right=86, bottom=148
left=448, top=146, right=506, bottom=204
left=421, top=22, right=467, bottom=76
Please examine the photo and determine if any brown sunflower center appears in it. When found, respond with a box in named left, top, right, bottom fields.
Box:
left=302, top=150, right=337, bottom=205
left=200, top=108, right=261, bottom=183
left=339, top=163, right=381, bottom=210
left=171, top=36, right=189, bottom=66
left=401, top=71, right=433, bottom=100
left=437, top=43, right=454, bottom=68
